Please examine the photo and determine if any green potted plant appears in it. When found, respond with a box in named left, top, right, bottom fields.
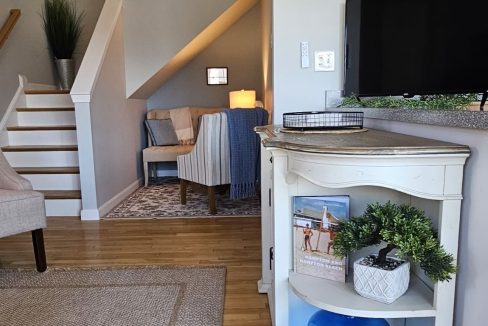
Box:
left=340, top=94, right=478, bottom=110
left=41, top=0, right=84, bottom=90
left=332, top=201, right=456, bottom=304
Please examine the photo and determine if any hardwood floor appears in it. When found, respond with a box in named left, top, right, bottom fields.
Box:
left=0, top=216, right=272, bottom=326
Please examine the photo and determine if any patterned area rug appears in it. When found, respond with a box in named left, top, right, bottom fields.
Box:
left=0, top=266, right=226, bottom=326
left=105, top=177, right=261, bottom=218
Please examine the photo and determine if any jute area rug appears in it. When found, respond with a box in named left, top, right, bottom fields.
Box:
left=0, top=266, right=226, bottom=326
left=105, top=177, right=261, bottom=219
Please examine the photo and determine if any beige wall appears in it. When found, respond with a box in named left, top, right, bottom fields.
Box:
left=147, top=4, right=262, bottom=109
left=272, top=0, right=345, bottom=123
left=90, top=12, right=146, bottom=206
left=123, top=0, right=235, bottom=98
left=0, top=0, right=103, bottom=119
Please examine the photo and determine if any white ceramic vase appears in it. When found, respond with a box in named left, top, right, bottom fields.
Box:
left=353, top=256, right=410, bottom=304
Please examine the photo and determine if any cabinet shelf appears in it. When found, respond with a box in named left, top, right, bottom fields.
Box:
left=289, top=271, right=436, bottom=319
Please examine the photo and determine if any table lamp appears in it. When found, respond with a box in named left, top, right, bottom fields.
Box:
left=229, top=90, right=256, bottom=109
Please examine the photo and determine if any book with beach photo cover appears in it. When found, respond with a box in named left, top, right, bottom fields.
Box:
left=293, top=195, right=350, bottom=282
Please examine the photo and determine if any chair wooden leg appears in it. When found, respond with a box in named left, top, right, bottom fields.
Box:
left=31, top=229, right=47, bottom=272
left=143, top=161, right=149, bottom=186
left=180, top=179, right=187, bottom=205
left=151, top=162, right=157, bottom=179
left=208, top=186, right=217, bottom=215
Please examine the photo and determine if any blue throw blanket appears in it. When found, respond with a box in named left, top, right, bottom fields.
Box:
left=224, top=108, right=269, bottom=200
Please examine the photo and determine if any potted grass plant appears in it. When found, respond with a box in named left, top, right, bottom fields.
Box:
left=332, top=201, right=457, bottom=304
left=41, top=0, right=84, bottom=90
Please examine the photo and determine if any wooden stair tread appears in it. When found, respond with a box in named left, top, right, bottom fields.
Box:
left=39, top=190, right=81, bottom=200
left=7, top=125, right=76, bottom=131
left=14, top=167, right=79, bottom=174
left=24, top=89, right=70, bottom=95
left=1, top=145, right=78, bottom=152
left=16, top=107, right=74, bottom=112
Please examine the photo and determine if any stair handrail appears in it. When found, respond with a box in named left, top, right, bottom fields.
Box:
left=0, top=9, right=21, bottom=49
left=71, top=0, right=122, bottom=102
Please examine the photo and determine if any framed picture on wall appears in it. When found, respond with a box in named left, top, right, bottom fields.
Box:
left=206, top=67, right=228, bottom=85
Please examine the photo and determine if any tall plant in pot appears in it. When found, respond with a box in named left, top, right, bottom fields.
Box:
left=41, top=0, right=84, bottom=90
left=332, top=202, right=456, bottom=304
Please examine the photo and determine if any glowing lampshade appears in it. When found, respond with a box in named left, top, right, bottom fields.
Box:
left=229, top=90, right=256, bottom=109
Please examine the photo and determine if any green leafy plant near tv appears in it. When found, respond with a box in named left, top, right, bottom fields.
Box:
left=41, top=0, right=84, bottom=89
left=332, top=202, right=456, bottom=303
left=340, top=94, right=477, bottom=110
left=333, top=201, right=456, bottom=281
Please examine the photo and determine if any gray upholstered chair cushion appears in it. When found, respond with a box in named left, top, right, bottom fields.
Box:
left=0, top=189, right=46, bottom=238
left=145, top=119, right=179, bottom=146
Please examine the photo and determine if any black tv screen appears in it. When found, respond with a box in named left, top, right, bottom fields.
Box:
left=344, top=0, right=488, bottom=97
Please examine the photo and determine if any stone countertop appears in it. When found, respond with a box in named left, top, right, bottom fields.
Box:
left=255, top=126, right=470, bottom=156
left=334, top=107, right=488, bottom=130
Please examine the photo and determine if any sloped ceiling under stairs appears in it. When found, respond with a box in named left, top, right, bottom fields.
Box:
left=124, top=0, right=259, bottom=99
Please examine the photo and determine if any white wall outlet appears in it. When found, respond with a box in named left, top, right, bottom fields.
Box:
left=315, top=51, right=335, bottom=71
left=300, top=41, right=310, bottom=68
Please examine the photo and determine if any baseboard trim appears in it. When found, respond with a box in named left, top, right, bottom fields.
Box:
left=98, top=178, right=142, bottom=217
left=81, top=209, right=100, bottom=220
left=257, top=279, right=271, bottom=294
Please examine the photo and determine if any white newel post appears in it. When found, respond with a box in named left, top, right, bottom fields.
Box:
left=72, top=100, right=99, bottom=220
left=70, top=0, right=123, bottom=220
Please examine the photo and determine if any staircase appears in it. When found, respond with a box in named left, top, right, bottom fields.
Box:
left=1, top=89, right=81, bottom=217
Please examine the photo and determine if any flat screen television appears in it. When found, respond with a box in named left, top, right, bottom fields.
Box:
left=344, top=0, right=488, bottom=97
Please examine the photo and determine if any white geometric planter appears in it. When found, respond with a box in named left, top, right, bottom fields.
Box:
left=353, top=256, right=410, bottom=304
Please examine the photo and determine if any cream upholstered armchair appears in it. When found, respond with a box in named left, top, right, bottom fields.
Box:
left=0, top=149, right=47, bottom=272
left=177, top=112, right=231, bottom=214
left=143, top=107, right=223, bottom=186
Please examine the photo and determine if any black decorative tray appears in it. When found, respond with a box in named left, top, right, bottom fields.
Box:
left=283, top=111, right=364, bottom=130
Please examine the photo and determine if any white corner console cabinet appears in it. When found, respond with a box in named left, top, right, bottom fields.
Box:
left=255, top=126, right=470, bottom=326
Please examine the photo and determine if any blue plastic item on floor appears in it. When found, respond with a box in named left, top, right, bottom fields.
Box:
left=308, top=310, right=389, bottom=326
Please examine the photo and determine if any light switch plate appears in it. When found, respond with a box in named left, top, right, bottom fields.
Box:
left=300, top=41, right=310, bottom=68
left=315, top=51, right=335, bottom=71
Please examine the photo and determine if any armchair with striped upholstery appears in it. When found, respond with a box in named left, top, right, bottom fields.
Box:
left=177, top=112, right=230, bottom=214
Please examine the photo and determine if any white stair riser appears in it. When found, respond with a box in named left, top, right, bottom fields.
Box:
left=23, top=174, right=80, bottom=190
left=4, top=151, right=79, bottom=167
left=17, top=111, right=76, bottom=126
left=45, top=199, right=81, bottom=216
left=8, top=130, right=77, bottom=146
left=26, top=94, right=73, bottom=108
left=6, top=92, right=83, bottom=217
